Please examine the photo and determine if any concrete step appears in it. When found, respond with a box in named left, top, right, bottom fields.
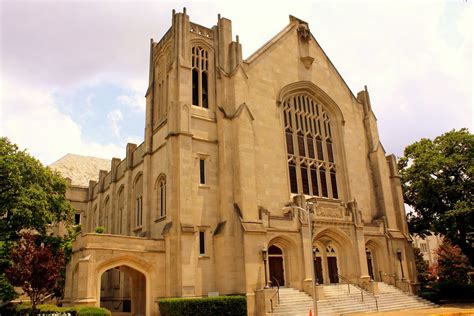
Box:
left=271, top=283, right=436, bottom=316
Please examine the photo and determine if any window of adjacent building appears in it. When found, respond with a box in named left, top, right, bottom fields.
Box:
left=283, top=94, right=339, bottom=199
left=157, top=175, right=166, bottom=218
left=199, top=159, right=206, bottom=184
left=199, top=231, right=206, bottom=255
left=192, top=46, right=209, bottom=108
left=74, top=213, right=81, bottom=225
left=420, top=243, right=428, bottom=252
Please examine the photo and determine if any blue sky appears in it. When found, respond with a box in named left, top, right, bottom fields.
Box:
left=0, top=0, right=472, bottom=165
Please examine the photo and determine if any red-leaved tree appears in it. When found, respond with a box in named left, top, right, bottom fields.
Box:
left=433, top=240, right=471, bottom=284
left=5, top=232, right=65, bottom=313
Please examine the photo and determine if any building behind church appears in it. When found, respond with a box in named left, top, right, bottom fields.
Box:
left=56, top=9, right=417, bottom=315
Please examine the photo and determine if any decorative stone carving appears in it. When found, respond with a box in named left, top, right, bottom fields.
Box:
left=297, top=23, right=311, bottom=42
left=315, top=203, right=343, bottom=218
left=347, top=199, right=363, bottom=225
left=340, top=226, right=352, bottom=238
left=190, top=22, right=214, bottom=39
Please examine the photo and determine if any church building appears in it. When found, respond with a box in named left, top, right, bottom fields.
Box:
left=59, top=9, right=417, bottom=315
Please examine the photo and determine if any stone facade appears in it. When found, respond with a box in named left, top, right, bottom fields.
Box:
left=61, top=9, right=417, bottom=315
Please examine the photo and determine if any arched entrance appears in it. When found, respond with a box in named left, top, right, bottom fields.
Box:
left=268, top=245, right=285, bottom=286
left=99, top=265, right=146, bottom=316
left=366, top=248, right=375, bottom=281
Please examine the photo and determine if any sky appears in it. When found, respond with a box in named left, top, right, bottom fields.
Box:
left=0, top=0, right=472, bottom=165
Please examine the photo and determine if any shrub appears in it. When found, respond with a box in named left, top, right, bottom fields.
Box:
left=0, top=303, right=111, bottom=315
left=436, top=281, right=474, bottom=302
left=94, top=227, right=105, bottom=234
left=75, top=306, right=111, bottom=315
left=158, top=296, right=246, bottom=316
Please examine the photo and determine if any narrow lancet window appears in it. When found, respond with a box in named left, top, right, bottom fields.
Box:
left=191, top=46, right=209, bottom=108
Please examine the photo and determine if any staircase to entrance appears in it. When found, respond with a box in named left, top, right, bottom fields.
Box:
left=270, top=282, right=437, bottom=316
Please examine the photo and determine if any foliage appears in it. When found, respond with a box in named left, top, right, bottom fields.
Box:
left=0, top=303, right=111, bottom=315
left=413, top=247, right=430, bottom=289
left=158, top=296, right=247, bottom=316
left=433, top=240, right=472, bottom=285
left=4, top=232, right=65, bottom=312
left=398, top=128, right=474, bottom=265
left=75, top=306, right=111, bottom=316
left=94, top=226, right=105, bottom=234
left=420, top=240, right=474, bottom=303
left=0, top=137, right=74, bottom=301
left=0, top=137, right=73, bottom=240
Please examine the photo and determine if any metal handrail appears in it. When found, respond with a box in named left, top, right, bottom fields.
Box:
left=333, top=274, right=379, bottom=312
left=269, top=276, right=280, bottom=312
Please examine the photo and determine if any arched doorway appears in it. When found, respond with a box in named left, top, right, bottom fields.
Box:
left=99, top=265, right=146, bottom=315
left=366, top=248, right=375, bottom=281
left=268, top=245, right=285, bottom=286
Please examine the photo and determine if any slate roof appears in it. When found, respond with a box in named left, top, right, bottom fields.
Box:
left=49, top=153, right=111, bottom=187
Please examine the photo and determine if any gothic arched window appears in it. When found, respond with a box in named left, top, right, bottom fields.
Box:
left=192, top=46, right=209, bottom=108
left=283, top=94, right=339, bottom=199
left=134, top=174, right=143, bottom=228
left=157, top=175, right=166, bottom=218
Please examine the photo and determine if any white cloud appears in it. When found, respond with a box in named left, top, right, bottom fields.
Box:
left=107, top=109, right=123, bottom=138
left=117, top=93, right=145, bottom=112
left=0, top=78, right=125, bottom=165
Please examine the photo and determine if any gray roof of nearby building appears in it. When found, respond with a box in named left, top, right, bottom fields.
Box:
left=49, top=153, right=111, bottom=187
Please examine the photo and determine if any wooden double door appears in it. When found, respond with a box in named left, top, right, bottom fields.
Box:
left=313, top=256, right=339, bottom=284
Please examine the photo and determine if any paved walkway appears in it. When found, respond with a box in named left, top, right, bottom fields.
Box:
left=348, top=303, right=474, bottom=316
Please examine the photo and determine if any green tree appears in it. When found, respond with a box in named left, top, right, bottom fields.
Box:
left=0, top=137, right=73, bottom=301
left=398, top=129, right=474, bottom=265
left=413, top=247, right=430, bottom=290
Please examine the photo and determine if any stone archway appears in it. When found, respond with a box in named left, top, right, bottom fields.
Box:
left=313, top=227, right=352, bottom=284
left=96, top=256, right=151, bottom=316
left=63, top=234, right=164, bottom=316
left=266, top=235, right=300, bottom=288
left=99, top=265, right=146, bottom=315
left=366, top=239, right=385, bottom=281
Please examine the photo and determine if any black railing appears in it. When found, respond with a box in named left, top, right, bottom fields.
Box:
left=332, top=274, right=379, bottom=312
left=269, top=276, right=280, bottom=313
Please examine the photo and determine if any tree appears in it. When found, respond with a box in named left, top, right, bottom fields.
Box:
left=413, top=247, right=430, bottom=289
left=433, top=240, right=472, bottom=284
left=5, top=232, right=65, bottom=313
left=398, top=128, right=474, bottom=265
left=0, top=137, right=73, bottom=240
left=0, top=137, right=73, bottom=301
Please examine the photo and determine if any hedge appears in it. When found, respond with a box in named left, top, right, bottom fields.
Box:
left=0, top=303, right=111, bottom=316
left=158, top=296, right=247, bottom=316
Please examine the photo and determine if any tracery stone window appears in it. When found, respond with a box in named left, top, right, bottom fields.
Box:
left=283, top=94, right=339, bottom=199
left=191, top=46, right=209, bottom=108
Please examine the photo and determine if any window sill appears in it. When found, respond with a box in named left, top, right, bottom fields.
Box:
left=154, top=216, right=167, bottom=223
left=198, top=184, right=210, bottom=189
left=198, top=254, right=210, bottom=259
left=133, top=226, right=143, bottom=233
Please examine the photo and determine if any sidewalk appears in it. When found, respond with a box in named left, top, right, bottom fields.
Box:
left=348, top=303, right=474, bottom=316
